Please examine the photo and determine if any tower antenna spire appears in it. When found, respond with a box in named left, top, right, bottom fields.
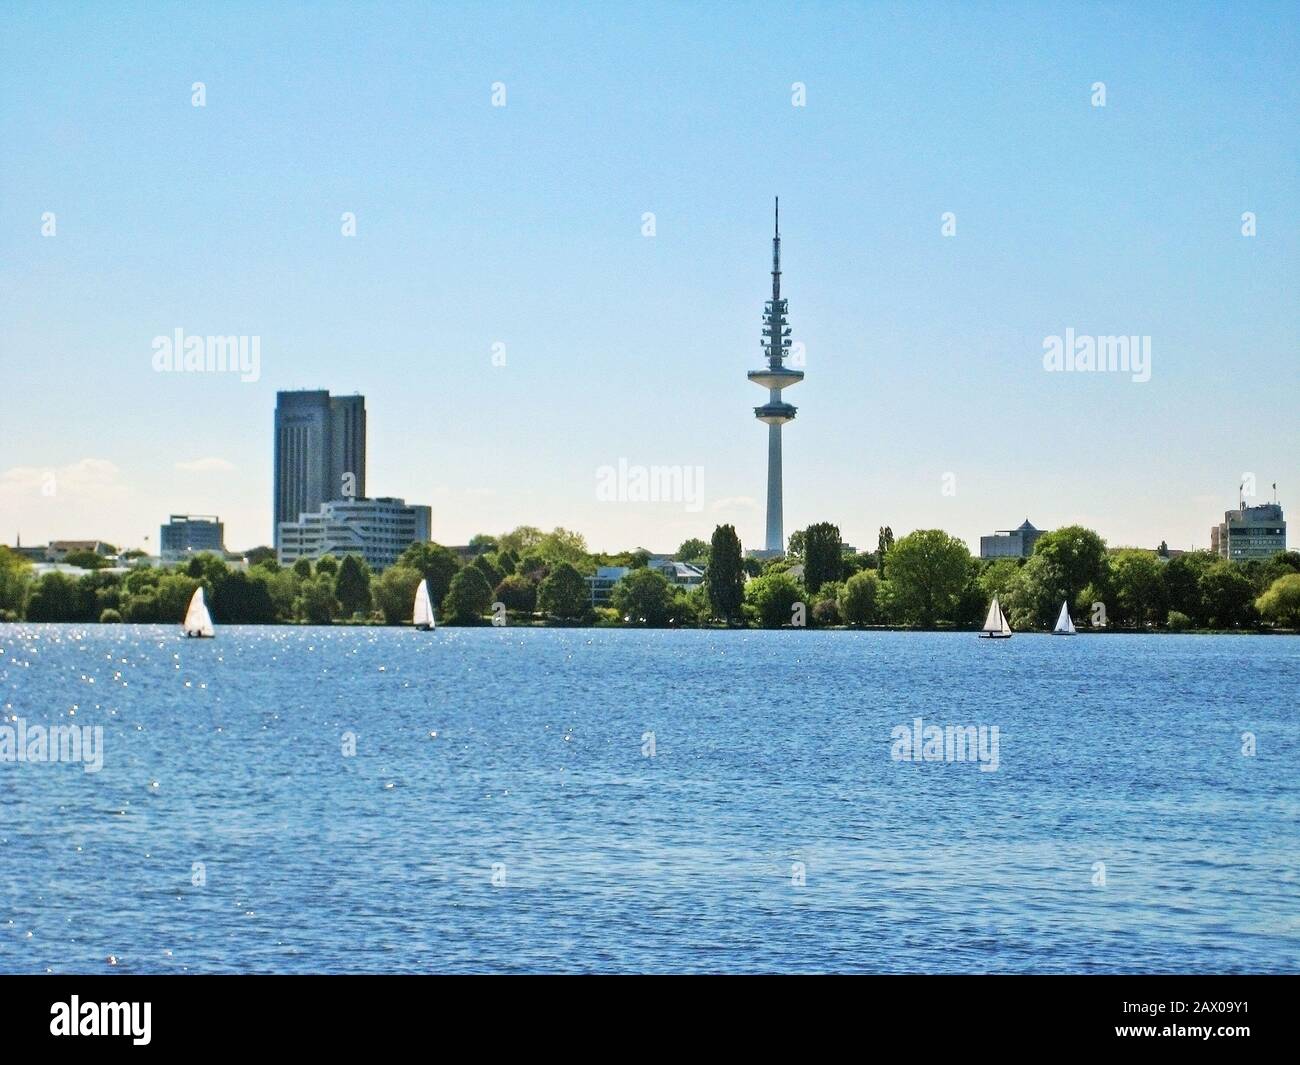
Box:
left=772, top=197, right=781, bottom=302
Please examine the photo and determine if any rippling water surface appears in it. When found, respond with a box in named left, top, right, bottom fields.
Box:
left=1, top=624, right=1297, bottom=973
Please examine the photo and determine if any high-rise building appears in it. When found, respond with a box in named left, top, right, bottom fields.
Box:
left=277, top=497, right=430, bottom=571
left=747, top=198, right=803, bottom=557
left=1212, top=498, right=1286, bottom=560
left=273, top=391, right=366, bottom=549
left=980, top=519, right=1044, bottom=559
left=160, top=514, right=226, bottom=561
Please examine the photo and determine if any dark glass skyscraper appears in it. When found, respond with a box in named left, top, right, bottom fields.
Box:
left=273, top=391, right=366, bottom=549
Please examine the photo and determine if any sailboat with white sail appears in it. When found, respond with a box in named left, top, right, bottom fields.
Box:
left=182, top=587, right=215, bottom=638
left=1052, top=600, right=1076, bottom=635
left=412, top=579, right=435, bottom=631
left=979, top=596, right=1012, bottom=639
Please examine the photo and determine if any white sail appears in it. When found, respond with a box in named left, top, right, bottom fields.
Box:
left=1000, top=604, right=1012, bottom=635
left=982, top=597, right=1004, bottom=634
left=1054, top=601, right=1076, bottom=634
left=183, top=587, right=214, bottom=638
left=412, top=580, right=435, bottom=630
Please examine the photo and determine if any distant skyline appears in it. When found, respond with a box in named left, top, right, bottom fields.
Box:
left=2, top=2, right=1296, bottom=554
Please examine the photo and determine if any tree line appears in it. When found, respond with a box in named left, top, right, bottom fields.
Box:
left=1, top=522, right=1297, bottom=631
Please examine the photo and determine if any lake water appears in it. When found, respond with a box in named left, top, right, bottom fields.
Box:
left=1, top=624, right=1297, bottom=974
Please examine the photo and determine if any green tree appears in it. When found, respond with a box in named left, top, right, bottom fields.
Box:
left=811, top=578, right=844, bottom=626
left=26, top=573, right=84, bottom=621
left=839, top=570, right=881, bottom=626
left=1108, top=550, right=1167, bottom=629
left=786, top=529, right=806, bottom=560
left=335, top=555, right=372, bottom=618
left=398, top=542, right=461, bottom=606
left=1199, top=562, right=1256, bottom=628
left=1031, top=526, right=1109, bottom=615
left=123, top=588, right=162, bottom=622
left=705, top=524, right=745, bottom=623
left=443, top=567, right=493, bottom=624
left=472, top=553, right=504, bottom=589
left=516, top=552, right=548, bottom=580
left=0, top=547, right=32, bottom=617
left=681, top=583, right=711, bottom=626
left=297, top=573, right=339, bottom=624
left=802, top=522, right=843, bottom=594
left=373, top=565, right=423, bottom=625
left=744, top=572, right=804, bottom=628
left=292, top=558, right=313, bottom=579
left=78, top=571, right=122, bottom=620
left=245, top=546, right=276, bottom=567
left=978, top=558, right=1023, bottom=607
left=876, top=526, right=895, bottom=575
left=536, top=527, right=590, bottom=565
left=884, top=530, right=973, bottom=627
left=676, top=538, right=710, bottom=563
left=62, top=550, right=106, bottom=570
left=537, top=562, right=589, bottom=621
left=186, top=553, right=229, bottom=584
left=494, top=574, right=537, bottom=614
left=1163, top=551, right=1213, bottom=627
left=156, top=574, right=204, bottom=622
left=1256, top=573, right=1300, bottom=628
left=259, top=566, right=300, bottom=622
left=611, top=568, right=674, bottom=626
left=212, top=570, right=278, bottom=624
left=315, top=555, right=340, bottom=577
left=1002, top=553, right=1068, bottom=629
left=497, top=525, right=544, bottom=555
left=468, top=533, right=499, bottom=554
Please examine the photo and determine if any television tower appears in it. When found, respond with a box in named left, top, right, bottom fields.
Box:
left=747, top=198, right=803, bottom=554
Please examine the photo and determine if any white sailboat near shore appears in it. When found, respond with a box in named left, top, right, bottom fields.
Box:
left=182, top=587, right=215, bottom=638
left=412, top=579, right=435, bottom=631
left=1052, top=601, right=1077, bottom=635
left=979, top=597, right=1012, bottom=639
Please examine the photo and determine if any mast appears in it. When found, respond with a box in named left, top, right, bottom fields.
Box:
left=747, top=197, right=804, bottom=554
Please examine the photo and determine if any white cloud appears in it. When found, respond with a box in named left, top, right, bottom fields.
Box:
left=0, top=458, right=127, bottom=504
left=174, top=457, right=236, bottom=473
left=710, top=495, right=759, bottom=513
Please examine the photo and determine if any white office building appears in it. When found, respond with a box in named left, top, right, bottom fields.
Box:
left=277, top=497, right=430, bottom=571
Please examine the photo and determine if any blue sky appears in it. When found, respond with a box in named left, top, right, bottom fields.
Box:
left=2, top=1, right=1296, bottom=554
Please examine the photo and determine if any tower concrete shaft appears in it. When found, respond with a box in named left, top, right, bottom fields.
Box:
left=747, top=198, right=803, bottom=554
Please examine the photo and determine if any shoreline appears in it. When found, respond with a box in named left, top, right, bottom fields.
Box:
left=1, top=619, right=1295, bottom=636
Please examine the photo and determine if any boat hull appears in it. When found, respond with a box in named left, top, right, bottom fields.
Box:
left=979, top=633, right=1012, bottom=639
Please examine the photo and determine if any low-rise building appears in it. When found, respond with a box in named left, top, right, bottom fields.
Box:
left=587, top=566, right=630, bottom=606
left=979, top=519, right=1044, bottom=559
left=1212, top=501, right=1286, bottom=561
left=45, top=540, right=115, bottom=562
left=649, top=559, right=705, bottom=587
left=160, top=514, right=226, bottom=561
left=277, top=497, right=431, bottom=571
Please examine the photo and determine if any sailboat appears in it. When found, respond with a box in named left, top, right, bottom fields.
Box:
left=412, top=579, right=435, bottom=631
left=1052, top=600, right=1076, bottom=635
left=182, top=587, right=215, bottom=638
left=979, top=597, right=1013, bottom=639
